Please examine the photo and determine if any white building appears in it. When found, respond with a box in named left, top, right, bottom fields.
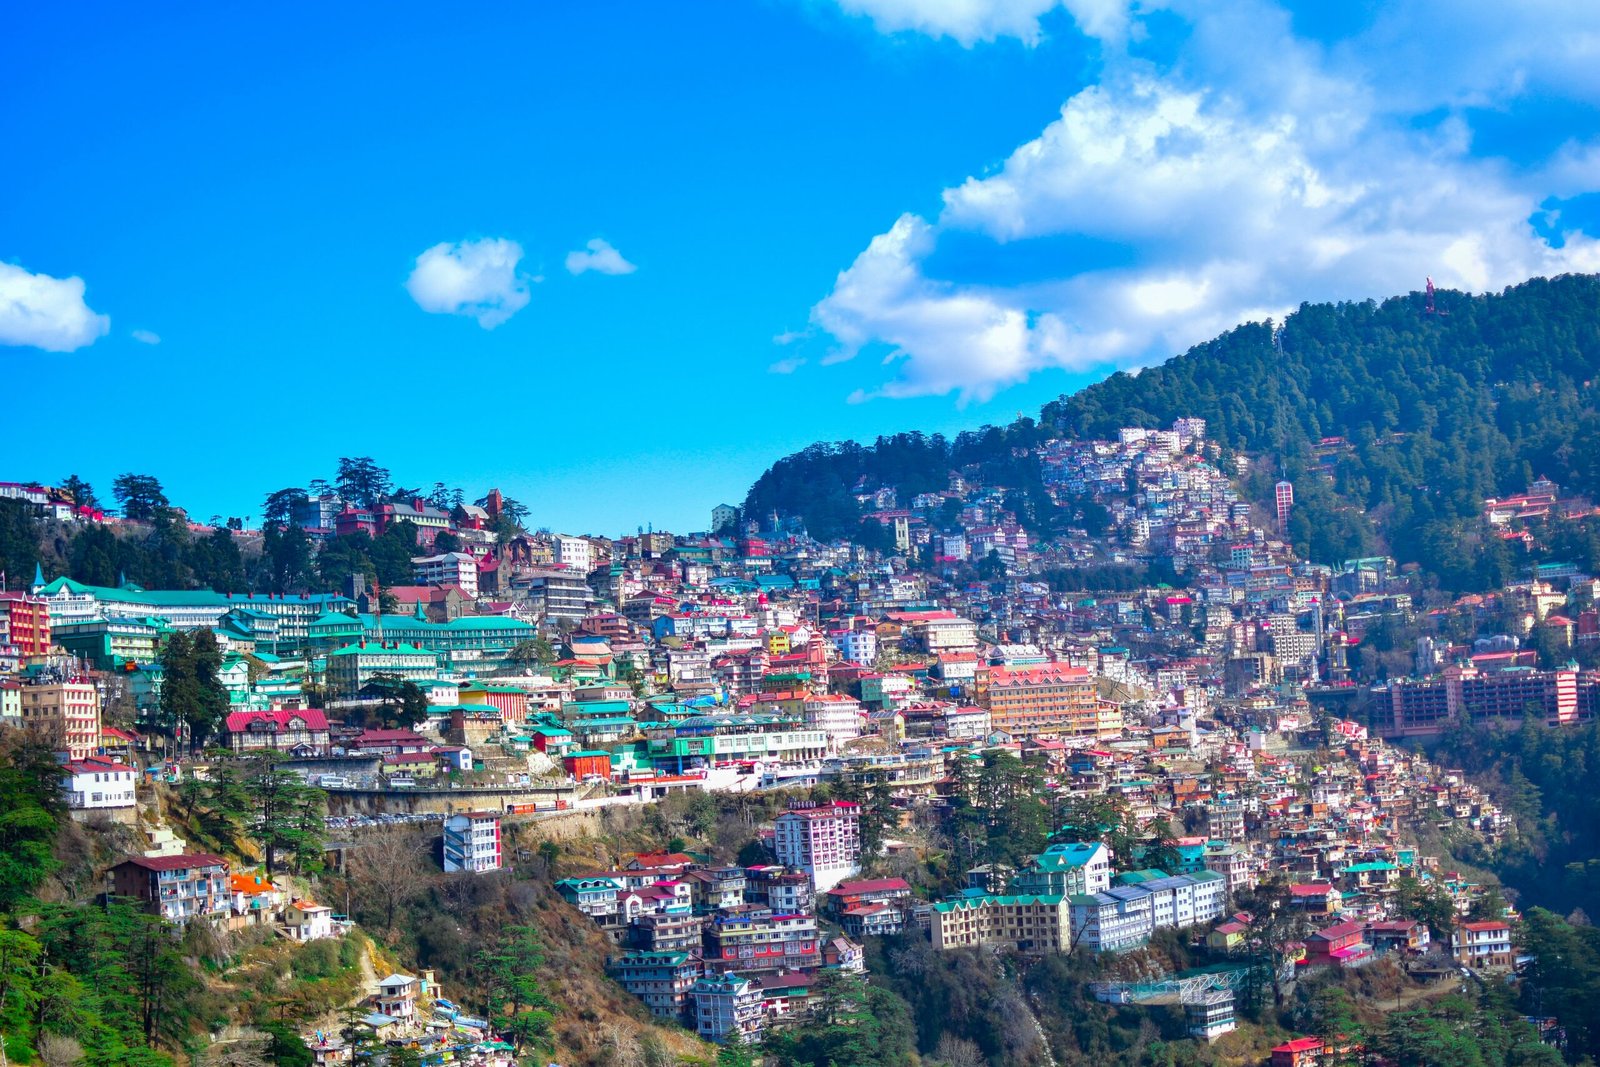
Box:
left=803, top=694, right=863, bottom=750
left=411, top=551, right=479, bottom=598
left=773, top=801, right=860, bottom=892
left=1068, top=871, right=1228, bottom=953
left=442, top=811, right=503, bottom=873
left=554, top=535, right=594, bottom=575
left=61, top=757, right=136, bottom=810
left=285, top=898, right=335, bottom=941
left=831, top=629, right=877, bottom=666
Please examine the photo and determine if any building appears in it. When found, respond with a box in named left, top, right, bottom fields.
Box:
left=554, top=535, right=594, bottom=575
left=1451, top=920, right=1513, bottom=970
left=324, top=641, right=440, bottom=693
left=411, top=551, right=479, bottom=598
left=702, top=905, right=821, bottom=973
left=0, top=592, right=52, bottom=655
left=375, top=974, right=419, bottom=1019
left=931, top=894, right=1071, bottom=952
left=110, top=853, right=230, bottom=924
left=285, top=898, right=335, bottom=941
left=773, top=801, right=861, bottom=892
left=60, top=757, right=136, bottom=811
left=690, top=972, right=764, bottom=1045
left=711, top=503, right=738, bottom=532
left=442, top=811, right=503, bottom=873
left=223, top=708, right=331, bottom=756
left=610, top=950, right=701, bottom=1020
left=1275, top=480, right=1294, bottom=531
left=19, top=676, right=101, bottom=759
left=983, top=663, right=1111, bottom=738
left=1012, top=842, right=1114, bottom=898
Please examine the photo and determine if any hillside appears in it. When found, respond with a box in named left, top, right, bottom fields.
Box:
left=744, top=273, right=1600, bottom=591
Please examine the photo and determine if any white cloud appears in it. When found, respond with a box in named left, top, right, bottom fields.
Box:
left=565, top=238, right=637, bottom=276
left=808, top=0, right=1600, bottom=402
left=405, top=237, right=532, bottom=328
left=131, top=329, right=161, bottom=345
left=769, top=356, right=808, bottom=374
left=0, top=261, right=110, bottom=352
left=830, top=0, right=1130, bottom=45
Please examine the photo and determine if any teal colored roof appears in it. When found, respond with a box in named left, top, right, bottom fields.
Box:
left=354, top=613, right=531, bottom=632
left=932, top=893, right=1063, bottom=913
left=1343, top=862, right=1396, bottom=873
left=571, top=717, right=636, bottom=729
left=568, top=750, right=613, bottom=758
left=326, top=642, right=436, bottom=657
left=1115, top=869, right=1170, bottom=885
left=37, top=576, right=231, bottom=607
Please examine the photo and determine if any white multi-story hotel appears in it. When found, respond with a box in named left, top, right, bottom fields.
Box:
left=442, top=811, right=502, bottom=873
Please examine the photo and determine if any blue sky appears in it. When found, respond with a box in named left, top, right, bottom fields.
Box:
left=4, top=1, right=1599, bottom=535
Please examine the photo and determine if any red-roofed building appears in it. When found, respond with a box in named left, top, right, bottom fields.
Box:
left=224, top=709, right=331, bottom=756
left=1270, top=1037, right=1326, bottom=1067
left=1452, top=920, right=1513, bottom=969
left=60, top=756, right=136, bottom=811
left=1287, top=883, right=1341, bottom=917
left=1303, top=921, right=1371, bottom=968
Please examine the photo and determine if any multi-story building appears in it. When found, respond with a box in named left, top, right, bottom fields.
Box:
left=323, top=641, right=439, bottom=694
left=442, top=811, right=502, bottom=873
left=1011, top=842, right=1114, bottom=898
left=1451, top=920, right=1513, bottom=969
left=610, top=950, right=701, bottom=1020
left=110, top=853, right=231, bottom=924
left=803, top=694, right=863, bottom=750
left=773, top=801, right=861, bottom=892
left=630, top=912, right=706, bottom=953
left=701, top=905, right=821, bottom=973
left=931, top=893, right=1071, bottom=952
left=1066, top=871, right=1228, bottom=953
left=645, top=714, right=828, bottom=774
left=521, top=568, right=594, bottom=624
left=412, top=551, right=479, bottom=598
left=1385, top=665, right=1580, bottom=737
left=556, top=876, right=623, bottom=920
left=983, top=663, right=1107, bottom=738
left=60, top=756, right=137, bottom=811
left=19, top=676, right=101, bottom=759
left=50, top=615, right=163, bottom=669
left=554, top=535, right=594, bottom=575
left=0, top=592, right=52, bottom=655
left=831, top=629, right=877, bottom=665
left=691, top=972, right=764, bottom=1045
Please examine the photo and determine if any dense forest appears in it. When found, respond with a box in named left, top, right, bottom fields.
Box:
left=745, top=274, right=1600, bottom=592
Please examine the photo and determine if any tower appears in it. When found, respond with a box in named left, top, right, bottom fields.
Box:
left=1274, top=480, right=1294, bottom=532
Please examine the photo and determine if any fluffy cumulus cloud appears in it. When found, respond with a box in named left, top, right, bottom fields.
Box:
left=404, top=237, right=532, bottom=328
left=0, top=261, right=110, bottom=352
left=808, top=0, right=1600, bottom=402
left=832, top=0, right=1129, bottom=45
left=565, top=238, right=637, bottom=276
left=131, top=329, right=160, bottom=345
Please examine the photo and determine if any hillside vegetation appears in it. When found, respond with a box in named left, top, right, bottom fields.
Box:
left=746, top=274, right=1600, bottom=592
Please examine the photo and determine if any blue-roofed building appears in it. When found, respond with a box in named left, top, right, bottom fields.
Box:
left=1012, top=842, right=1114, bottom=898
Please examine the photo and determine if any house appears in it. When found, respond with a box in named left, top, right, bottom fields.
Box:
left=1452, top=921, right=1513, bottom=969
left=285, top=899, right=335, bottom=941
left=224, top=708, right=331, bottom=756
left=824, top=877, right=913, bottom=936
left=553, top=876, right=620, bottom=921
left=228, top=871, right=282, bottom=927
left=1287, top=883, right=1342, bottom=917
left=1303, top=921, right=1372, bottom=969
left=1271, top=1037, right=1327, bottom=1067
left=61, top=757, right=137, bottom=812
left=1365, top=919, right=1430, bottom=955
left=375, top=974, right=419, bottom=1019
left=110, top=853, right=230, bottom=924
left=1207, top=916, right=1251, bottom=952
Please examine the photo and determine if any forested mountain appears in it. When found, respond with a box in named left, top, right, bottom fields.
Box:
left=744, top=274, right=1600, bottom=591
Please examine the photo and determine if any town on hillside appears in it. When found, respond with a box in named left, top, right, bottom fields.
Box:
left=0, top=429, right=1594, bottom=1065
